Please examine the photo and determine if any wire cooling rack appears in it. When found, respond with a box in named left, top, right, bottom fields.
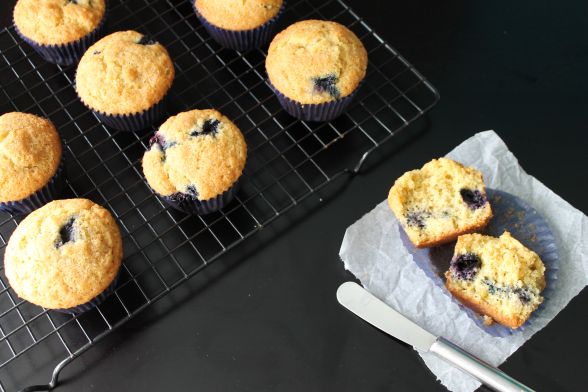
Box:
left=0, top=0, right=439, bottom=390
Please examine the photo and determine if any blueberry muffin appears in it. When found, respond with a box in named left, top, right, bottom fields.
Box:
left=388, top=158, right=493, bottom=248
left=445, top=232, right=546, bottom=328
left=142, top=109, right=247, bottom=214
left=75, top=30, right=175, bottom=131
left=266, top=20, right=368, bottom=121
left=4, top=199, right=123, bottom=313
left=13, top=0, right=106, bottom=65
left=0, top=112, right=64, bottom=215
left=194, top=0, right=285, bottom=50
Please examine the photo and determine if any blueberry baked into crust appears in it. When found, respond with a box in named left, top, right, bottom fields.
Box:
left=445, top=232, right=546, bottom=329
left=4, top=199, right=123, bottom=311
left=142, top=109, right=247, bottom=214
left=266, top=20, right=368, bottom=105
left=388, top=158, right=493, bottom=248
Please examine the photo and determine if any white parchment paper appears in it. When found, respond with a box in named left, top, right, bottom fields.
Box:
left=339, top=131, right=588, bottom=392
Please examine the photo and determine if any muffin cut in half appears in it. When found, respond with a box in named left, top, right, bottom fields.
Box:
left=445, top=232, right=546, bottom=329
left=388, top=158, right=493, bottom=248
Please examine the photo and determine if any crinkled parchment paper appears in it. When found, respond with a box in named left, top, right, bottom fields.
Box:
left=339, top=130, right=588, bottom=391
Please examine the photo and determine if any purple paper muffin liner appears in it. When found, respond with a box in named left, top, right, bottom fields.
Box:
left=14, top=3, right=108, bottom=66
left=193, top=0, right=286, bottom=51
left=0, top=154, right=66, bottom=216
left=399, top=188, right=559, bottom=338
left=90, top=97, right=168, bottom=132
left=161, top=179, right=241, bottom=215
left=269, top=81, right=361, bottom=122
left=53, top=274, right=119, bottom=314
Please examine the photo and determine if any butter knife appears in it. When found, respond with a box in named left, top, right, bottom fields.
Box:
left=336, top=282, right=534, bottom=392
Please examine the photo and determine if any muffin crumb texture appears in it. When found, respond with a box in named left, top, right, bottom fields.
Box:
left=14, top=0, right=106, bottom=45
left=76, top=30, right=175, bottom=115
left=445, top=232, right=546, bottom=329
left=388, top=158, right=493, bottom=248
left=266, top=20, right=367, bottom=104
left=0, top=112, right=61, bottom=202
left=142, top=109, right=247, bottom=201
left=4, top=199, right=123, bottom=310
left=195, top=0, right=283, bottom=30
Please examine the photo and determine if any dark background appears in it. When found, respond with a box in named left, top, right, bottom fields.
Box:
left=2, top=0, right=588, bottom=391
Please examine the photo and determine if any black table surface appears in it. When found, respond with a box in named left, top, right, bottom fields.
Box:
left=2, top=1, right=588, bottom=391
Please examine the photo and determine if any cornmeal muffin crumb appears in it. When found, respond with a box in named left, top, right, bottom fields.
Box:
left=388, top=158, right=493, bottom=248
left=445, top=232, right=546, bottom=329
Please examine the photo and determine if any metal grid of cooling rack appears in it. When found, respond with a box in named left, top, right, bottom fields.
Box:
left=0, top=0, right=439, bottom=390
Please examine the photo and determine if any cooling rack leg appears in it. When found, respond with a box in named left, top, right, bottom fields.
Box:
left=347, top=114, right=435, bottom=175
left=18, top=356, right=75, bottom=392
left=349, top=150, right=373, bottom=175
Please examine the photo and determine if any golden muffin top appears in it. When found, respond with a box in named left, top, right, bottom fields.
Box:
left=266, top=20, right=368, bottom=104
left=14, top=0, right=106, bottom=45
left=76, top=30, right=175, bottom=115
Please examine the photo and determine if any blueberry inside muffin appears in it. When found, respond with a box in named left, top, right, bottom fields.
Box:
left=388, top=158, right=493, bottom=248
left=445, top=232, right=546, bottom=328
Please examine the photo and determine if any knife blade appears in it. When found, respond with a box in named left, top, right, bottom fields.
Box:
left=337, top=282, right=535, bottom=392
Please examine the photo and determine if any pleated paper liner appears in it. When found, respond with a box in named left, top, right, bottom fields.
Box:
left=268, top=81, right=361, bottom=122
left=0, top=155, right=66, bottom=216
left=53, top=274, right=119, bottom=315
left=160, top=179, right=241, bottom=215
left=399, top=188, right=559, bottom=337
left=193, top=0, right=286, bottom=51
left=91, top=98, right=168, bottom=132
left=74, top=79, right=169, bottom=132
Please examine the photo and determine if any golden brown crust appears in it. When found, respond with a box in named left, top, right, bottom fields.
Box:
left=142, top=109, right=247, bottom=200
left=446, top=276, right=524, bottom=328
left=76, top=31, right=175, bottom=115
left=14, top=0, right=105, bottom=45
left=4, top=198, right=123, bottom=309
left=266, top=20, right=368, bottom=104
left=195, top=0, right=283, bottom=31
left=0, top=112, right=62, bottom=202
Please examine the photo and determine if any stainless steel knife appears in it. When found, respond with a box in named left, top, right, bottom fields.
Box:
left=336, top=282, right=534, bottom=392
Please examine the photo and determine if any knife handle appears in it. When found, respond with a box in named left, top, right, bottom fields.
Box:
left=430, top=337, right=535, bottom=392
